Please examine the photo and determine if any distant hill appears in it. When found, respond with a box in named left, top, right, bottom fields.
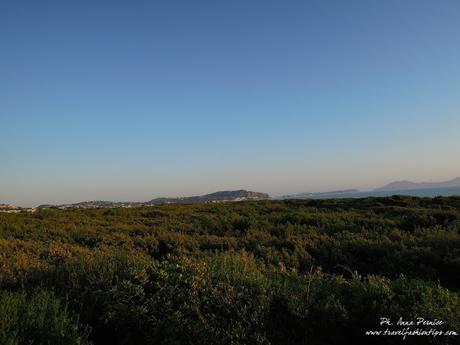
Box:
left=375, top=177, right=460, bottom=192
left=37, top=190, right=270, bottom=209
left=147, top=190, right=269, bottom=205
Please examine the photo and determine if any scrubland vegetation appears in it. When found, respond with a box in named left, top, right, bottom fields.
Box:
left=1, top=196, right=460, bottom=344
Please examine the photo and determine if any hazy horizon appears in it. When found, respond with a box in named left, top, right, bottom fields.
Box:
left=4, top=175, right=460, bottom=208
left=2, top=1, right=460, bottom=207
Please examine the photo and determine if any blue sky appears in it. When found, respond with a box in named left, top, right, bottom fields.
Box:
left=1, top=1, right=460, bottom=206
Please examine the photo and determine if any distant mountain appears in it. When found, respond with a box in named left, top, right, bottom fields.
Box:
left=37, top=190, right=270, bottom=209
left=147, top=190, right=269, bottom=205
left=375, top=177, right=460, bottom=192
left=280, top=189, right=359, bottom=199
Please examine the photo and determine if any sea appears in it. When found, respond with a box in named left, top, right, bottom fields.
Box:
left=289, top=186, right=460, bottom=200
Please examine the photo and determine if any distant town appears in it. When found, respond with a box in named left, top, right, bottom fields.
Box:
left=0, top=190, right=269, bottom=212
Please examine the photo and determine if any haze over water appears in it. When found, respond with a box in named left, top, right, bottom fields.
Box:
left=287, top=186, right=460, bottom=200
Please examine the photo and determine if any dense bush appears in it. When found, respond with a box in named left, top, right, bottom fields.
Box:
left=0, top=289, right=89, bottom=345
left=268, top=271, right=460, bottom=345
left=1, top=196, right=460, bottom=344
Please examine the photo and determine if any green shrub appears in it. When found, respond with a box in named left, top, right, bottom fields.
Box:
left=267, top=272, right=460, bottom=345
left=2, top=198, right=460, bottom=344
left=0, top=289, right=90, bottom=345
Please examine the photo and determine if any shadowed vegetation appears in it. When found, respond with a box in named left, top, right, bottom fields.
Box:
left=1, top=196, right=460, bottom=344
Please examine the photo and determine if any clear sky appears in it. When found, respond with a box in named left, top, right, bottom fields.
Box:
left=1, top=1, right=460, bottom=206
